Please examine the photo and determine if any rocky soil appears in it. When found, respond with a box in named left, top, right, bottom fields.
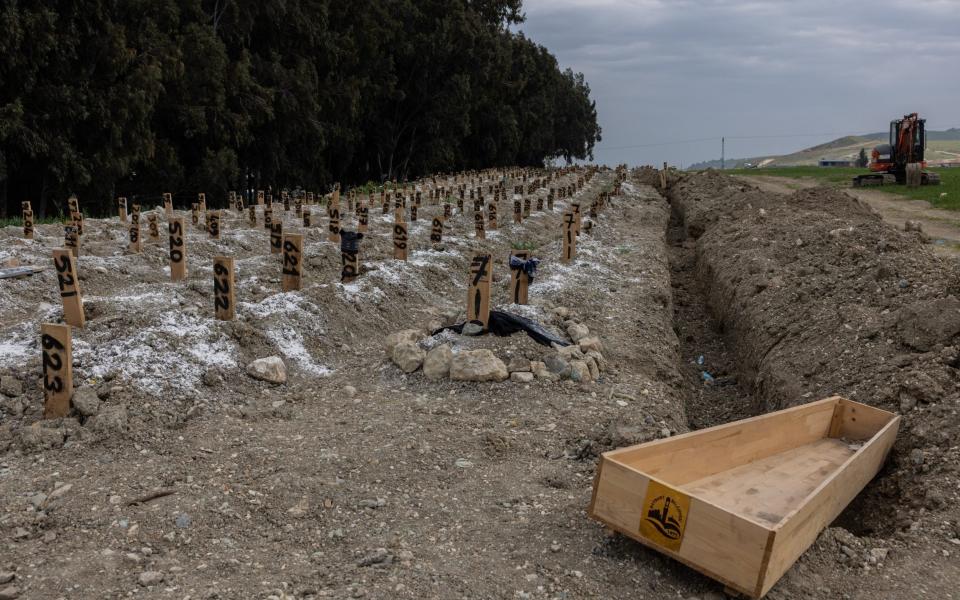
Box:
left=0, top=166, right=958, bottom=599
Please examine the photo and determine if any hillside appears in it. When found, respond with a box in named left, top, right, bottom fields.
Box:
left=690, top=128, right=960, bottom=170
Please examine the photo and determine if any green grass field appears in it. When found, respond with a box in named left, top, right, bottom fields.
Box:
left=0, top=214, right=68, bottom=228
left=725, top=166, right=960, bottom=210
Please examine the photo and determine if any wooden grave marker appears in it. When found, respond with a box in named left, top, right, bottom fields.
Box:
left=282, top=234, right=303, bottom=291
left=474, top=210, right=485, bottom=240
left=128, top=208, right=141, bottom=253
left=118, top=197, right=128, bottom=222
left=467, top=254, right=492, bottom=328
left=328, top=204, right=341, bottom=243
left=147, top=213, right=160, bottom=241
left=64, top=225, right=80, bottom=257
left=209, top=210, right=221, bottom=239
left=249, top=204, right=257, bottom=226
left=562, top=211, right=577, bottom=263
left=192, top=203, right=200, bottom=227
left=163, top=192, right=173, bottom=216
left=358, top=204, right=369, bottom=233
left=513, top=199, right=522, bottom=223
left=41, top=323, right=73, bottom=419
left=570, top=202, right=582, bottom=234
left=22, top=202, right=34, bottom=239
left=198, top=192, right=207, bottom=214
left=382, top=193, right=390, bottom=214
left=264, top=205, right=273, bottom=230
left=410, top=204, right=418, bottom=222
left=536, top=196, right=544, bottom=211
left=53, top=249, right=85, bottom=328
left=444, top=202, right=452, bottom=219
left=257, top=190, right=265, bottom=206
left=488, top=201, right=498, bottom=230
left=270, top=222, right=283, bottom=254
left=393, top=221, right=409, bottom=260
left=168, top=217, right=187, bottom=281
left=523, top=196, right=531, bottom=217
left=430, top=217, right=444, bottom=245
left=341, top=232, right=361, bottom=284
left=509, top=250, right=531, bottom=305
left=213, top=256, right=235, bottom=320
left=303, top=207, right=312, bottom=227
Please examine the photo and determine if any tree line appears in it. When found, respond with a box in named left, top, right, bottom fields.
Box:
left=0, top=0, right=601, bottom=217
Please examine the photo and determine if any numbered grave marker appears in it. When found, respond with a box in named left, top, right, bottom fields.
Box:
left=198, top=192, right=207, bottom=214
left=147, top=213, right=160, bottom=241
left=410, top=205, right=418, bottom=222
left=257, top=190, right=265, bottom=206
left=191, top=203, right=200, bottom=227
left=509, top=250, right=532, bottom=305
left=282, top=234, right=303, bottom=291
left=523, top=197, right=531, bottom=217
left=393, top=221, right=408, bottom=260
left=467, top=254, right=492, bottom=328
left=41, top=323, right=73, bottom=419
left=382, top=193, right=390, bottom=215
left=430, top=217, right=443, bottom=244
left=52, top=249, right=85, bottom=328
left=358, top=204, right=369, bottom=233
left=328, top=205, right=341, bottom=243
left=488, top=202, right=498, bottom=230
left=209, top=210, right=221, bottom=239
left=570, top=202, right=582, bottom=234
left=513, top=199, right=522, bottom=223
left=270, top=222, right=283, bottom=254
left=23, top=207, right=34, bottom=240
left=163, top=192, right=173, bottom=216
left=249, top=204, right=257, bottom=226
left=128, top=209, right=141, bottom=253
left=118, top=197, right=128, bottom=222
left=474, top=210, right=486, bottom=240
left=64, top=225, right=80, bottom=257
left=264, top=206, right=273, bottom=230
left=562, top=211, right=577, bottom=263
left=536, top=196, right=544, bottom=211
left=444, top=203, right=452, bottom=219
left=213, top=256, right=235, bottom=320
left=341, top=231, right=362, bottom=284
left=168, top=217, right=187, bottom=281
left=303, top=207, right=312, bottom=227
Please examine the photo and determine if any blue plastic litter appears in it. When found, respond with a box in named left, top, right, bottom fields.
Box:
left=701, top=371, right=714, bottom=383
left=697, top=355, right=704, bottom=365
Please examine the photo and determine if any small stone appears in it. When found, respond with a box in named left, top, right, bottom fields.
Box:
left=0, top=586, right=19, bottom=599
left=71, top=385, right=100, bottom=417
left=42, top=531, right=56, bottom=543
left=384, top=329, right=422, bottom=355
left=391, top=341, right=425, bottom=373
left=175, top=513, right=192, bottom=528
left=507, top=356, right=531, bottom=373
left=246, top=356, right=287, bottom=384
left=87, top=406, right=129, bottom=436
left=909, top=449, right=925, bottom=466
left=423, top=344, right=453, bottom=380
left=454, top=458, right=474, bottom=468
left=510, top=371, right=534, bottom=383
left=343, top=385, right=357, bottom=398
left=461, top=322, right=484, bottom=336
left=553, top=307, right=570, bottom=318
left=28, top=493, right=47, bottom=509
left=450, top=350, right=509, bottom=382
left=138, top=571, right=165, bottom=587
left=900, top=393, right=917, bottom=413
left=359, top=498, right=386, bottom=509
left=356, top=548, right=392, bottom=567
left=0, top=573, right=14, bottom=585
left=550, top=542, right=561, bottom=553
left=578, top=337, right=603, bottom=353
left=868, top=548, right=889, bottom=564
left=660, top=428, right=672, bottom=438
left=569, top=360, right=592, bottom=382
left=202, top=368, right=222, bottom=387
left=543, top=355, right=570, bottom=377
left=557, top=345, right=585, bottom=361
left=0, top=376, right=22, bottom=398
left=566, top=322, right=589, bottom=343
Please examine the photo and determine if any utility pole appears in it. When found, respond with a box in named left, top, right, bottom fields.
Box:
left=721, top=137, right=725, bottom=170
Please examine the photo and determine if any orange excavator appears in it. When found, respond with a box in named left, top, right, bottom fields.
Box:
left=852, top=113, right=941, bottom=186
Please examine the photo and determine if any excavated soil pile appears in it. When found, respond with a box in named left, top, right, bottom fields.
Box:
left=668, top=170, right=960, bottom=598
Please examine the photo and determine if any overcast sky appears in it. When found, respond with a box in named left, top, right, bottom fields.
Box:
left=518, top=0, right=960, bottom=167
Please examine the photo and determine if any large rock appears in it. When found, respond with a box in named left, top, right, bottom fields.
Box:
left=543, top=355, right=571, bottom=378
left=566, top=322, right=590, bottom=343
left=0, top=376, right=22, bottom=398
left=579, top=336, right=603, bottom=354
left=423, top=344, right=453, bottom=380
left=72, top=385, right=100, bottom=417
left=450, top=350, right=509, bottom=382
left=569, top=360, right=593, bottom=383
left=16, top=425, right=65, bottom=451
left=897, top=296, right=960, bottom=351
left=384, top=330, right=422, bottom=356
left=247, top=356, right=287, bottom=384
left=392, top=341, right=425, bottom=373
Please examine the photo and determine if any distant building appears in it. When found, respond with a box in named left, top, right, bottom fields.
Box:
left=818, top=159, right=856, bottom=168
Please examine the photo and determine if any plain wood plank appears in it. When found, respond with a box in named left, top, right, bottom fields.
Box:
left=683, top=438, right=856, bottom=527
left=758, top=416, right=900, bottom=597
left=610, top=397, right=840, bottom=485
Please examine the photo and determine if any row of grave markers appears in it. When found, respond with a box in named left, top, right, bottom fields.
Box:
left=36, top=164, right=628, bottom=418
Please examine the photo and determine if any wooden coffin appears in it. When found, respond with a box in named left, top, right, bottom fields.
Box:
left=589, top=396, right=899, bottom=598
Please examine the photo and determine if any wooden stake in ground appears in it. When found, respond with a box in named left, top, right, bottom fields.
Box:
left=64, top=225, right=80, bottom=257
left=358, top=204, right=369, bottom=233
left=328, top=204, right=341, bottom=243
left=163, top=192, right=173, bottom=216
left=341, top=231, right=362, bottom=284
left=191, top=203, right=200, bottom=227
left=523, top=196, right=531, bottom=217
left=213, top=256, right=235, bottom=320
left=209, top=210, right=221, bottom=239
left=41, top=323, right=73, bottom=419
left=118, top=197, right=127, bottom=222
left=198, top=192, right=207, bottom=214
left=393, top=221, right=408, bottom=260
left=128, top=208, right=141, bottom=253
left=52, top=249, right=85, bottom=328
left=562, top=211, right=577, bottom=263
left=467, top=253, right=492, bottom=328
left=513, top=198, right=522, bottom=223
left=249, top=204, right=257, bottom=226
left=570, top=202, right=582, bottom=234
left=168, top=217, right=187, bottom=281
left=382, top=193, right=390, bottom=214
left=509, top=250, right=531, bottom=305
left=147, top=213, right=160, bottom=241
left=444, top=202, right=452, bottom=219
left=257, top=190, right=265, bottom=206
left=303, top=207, right=312, bottom=227
left=270, top=222, right=283, bottom=254
left=488, top=201, right=498, bottom=230
left=264, top=205, right=273, bottom=230
left=22, top=202, right=34, bottom=239
left=474, top=210, right=486, bottom=240
left=548, top=189, right=555, bottom=211
left=282, top=234, right=303, bottom=291
left=536, top=196, right=544, bottom=211
left=430, top=217, right=444, bottom=245
left=283, top=191, right=291, bottom=212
